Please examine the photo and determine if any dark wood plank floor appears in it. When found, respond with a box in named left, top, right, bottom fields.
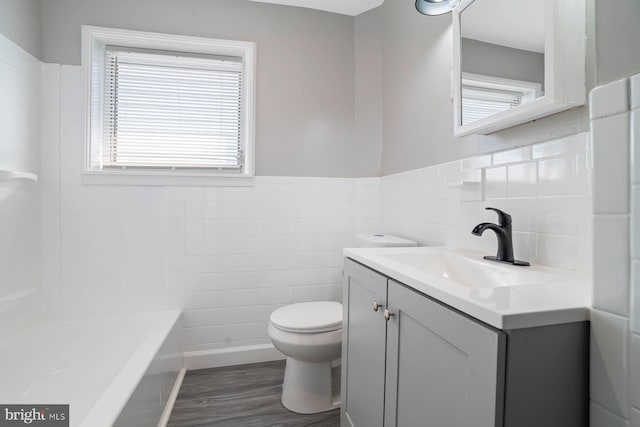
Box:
left=168, top=360, right=340, bottom=427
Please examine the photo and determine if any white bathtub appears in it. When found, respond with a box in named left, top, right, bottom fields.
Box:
left=0, top=310, right=183, bottom=427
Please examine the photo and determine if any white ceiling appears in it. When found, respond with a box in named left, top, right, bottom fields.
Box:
left=461, top=0, right=545, bottom=53
left=249, top=0, right=384, bottom=16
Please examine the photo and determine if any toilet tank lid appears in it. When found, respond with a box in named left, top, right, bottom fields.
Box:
left=356, top=233, right=417, bottom=247
left=270, top=301, right=342, bottom=333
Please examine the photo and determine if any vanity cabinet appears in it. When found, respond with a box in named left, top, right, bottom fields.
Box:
left=341, top=260, right=388, bottom=427
left=341, top=258, right=589, bottom=427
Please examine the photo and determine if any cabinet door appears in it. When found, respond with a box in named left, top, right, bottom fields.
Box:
left=341, top=259, right=388, bottom=427
left=384, top=281, right=506, bottom=427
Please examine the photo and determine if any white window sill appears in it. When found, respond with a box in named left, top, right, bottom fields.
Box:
left=81, top=171, right=255, bottom=187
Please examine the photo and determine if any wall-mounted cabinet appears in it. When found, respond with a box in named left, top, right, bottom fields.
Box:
left=341, top=258, right=589, bottom=427
left=452, top=0, right=586, bottom=136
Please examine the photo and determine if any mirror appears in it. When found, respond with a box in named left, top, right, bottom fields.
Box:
left=460, top=0, right=545, bottom=126
left=452, top=0, right=586, bottom=137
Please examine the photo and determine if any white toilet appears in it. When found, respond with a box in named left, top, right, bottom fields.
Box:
left=268, top=233, right=417, bottom=414
left=268, top=301, right=343, bottom=414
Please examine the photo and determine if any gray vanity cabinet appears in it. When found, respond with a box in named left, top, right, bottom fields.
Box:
left=341, top=258, right=388, bottom=427
left=341, top=258, right=588, bottom=427
left=383, top=279, right=505, bottom=427
left=342, top=259, right=505, bottom=427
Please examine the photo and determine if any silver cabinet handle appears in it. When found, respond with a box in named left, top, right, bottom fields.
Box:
left=372, top=300, right=382, bottom=312
left=384, top=309, right=395, bottom=321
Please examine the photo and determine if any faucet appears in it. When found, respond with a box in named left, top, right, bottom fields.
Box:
left=472, top=207, right=530, bottom=266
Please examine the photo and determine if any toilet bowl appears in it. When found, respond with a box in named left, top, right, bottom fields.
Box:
left=268, top=301, right=342, bottom=414
left=268, top=234, right=417, bottom=414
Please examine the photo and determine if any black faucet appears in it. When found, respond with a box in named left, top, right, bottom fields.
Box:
left=472, top=207, right=530, bottom=266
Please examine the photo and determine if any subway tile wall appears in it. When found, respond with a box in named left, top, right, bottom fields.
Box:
left=165, top=178, right=358, bottom=352
left=379, top=133, right=593, bottom=272
left=589, top=73, right=640, bottom=427
left=45, top=66, right=596, bottom=358
left=46, top=67, right=597, bottom=357
left=0, top=35, right=42, bottom=340
left=631, top=73, right=640, bottom=427
left=169, top=132, right=593, bottom=354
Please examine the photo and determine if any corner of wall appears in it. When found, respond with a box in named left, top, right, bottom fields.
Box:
left=588, top=71, right=640, bottom=426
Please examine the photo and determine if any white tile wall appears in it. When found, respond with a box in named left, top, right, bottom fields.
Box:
left=633, top=73, right=640, bottom=424
left=166, top=177, right=358, bottom=352
left=0, top=35, right=42, bottom=340
left=591, top=309, right=629, bottom=418
left=593, top=215, right=630, bottom=316
left=379, top=133, right=593, bottom=272
left=590, top=78, right=630, bottom=120
left=590, top=72, right=640, bottom=426
left=41, top=64, right=365, bottom=350
left=592, top=112, right=630, bottom=214
left=42, top=65, right=599, bottom=360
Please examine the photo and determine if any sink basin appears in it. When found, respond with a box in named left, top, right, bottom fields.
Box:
left=380, top=250, right=558, bottom=289
left=343, top=245, right=590, bottom=330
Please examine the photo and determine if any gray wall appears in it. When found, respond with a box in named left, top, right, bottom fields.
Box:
left=33, top=0, right=640, bottom=177
left=0, top=0, right=43, bottom=59
left=354, top=9, right=384, bottom=177
left=594, top=0, right=640, bottom=85
left=41, top=0, right=357, bottom=177
left=461, top=38, right=544, bottom=86
left=360, top=0, right=597, bottom=176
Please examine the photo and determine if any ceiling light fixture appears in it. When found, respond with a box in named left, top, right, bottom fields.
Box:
left=415, top=0, right=459, bottom=16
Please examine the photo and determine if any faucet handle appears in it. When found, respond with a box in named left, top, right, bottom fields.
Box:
left=485, top=207, right=512, bottom=226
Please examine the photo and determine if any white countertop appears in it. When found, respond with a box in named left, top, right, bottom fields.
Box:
left=343, top=246, right=591, bottom=330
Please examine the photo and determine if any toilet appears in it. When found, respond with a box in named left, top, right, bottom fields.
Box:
left=268, top=233, right=417, bottom=414
left=268, top=301, right=343, bottom=414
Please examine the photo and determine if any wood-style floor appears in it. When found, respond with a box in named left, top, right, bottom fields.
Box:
left=167, top=360, right=340, bottom=427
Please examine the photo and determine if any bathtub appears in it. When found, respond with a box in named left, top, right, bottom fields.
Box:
left=0, top=310, right=183, bottom=427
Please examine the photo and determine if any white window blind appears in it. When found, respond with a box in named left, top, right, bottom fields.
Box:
left=460, top=73, right=542, bottom=126
left=103, top=46, right=244, bottom=170
left=461, top=86, right=523, bottom=125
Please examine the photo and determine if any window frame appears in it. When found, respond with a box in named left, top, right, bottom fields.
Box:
left=81, top=26, right=256, bottom=186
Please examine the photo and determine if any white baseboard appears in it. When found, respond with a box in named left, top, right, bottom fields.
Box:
left=158, top=367, right=186, bottom=427
left=183, top=343, right=285, bottom=371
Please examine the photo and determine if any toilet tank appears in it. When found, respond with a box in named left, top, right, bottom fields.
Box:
left=356, top=234, right=418, bottom=248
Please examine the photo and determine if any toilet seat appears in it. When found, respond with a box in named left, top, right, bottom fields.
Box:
left=270, top=301, right=342, bottom=334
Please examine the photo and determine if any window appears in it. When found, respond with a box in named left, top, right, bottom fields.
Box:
left=82, top=26, right=256, bottom=184
left=103, top=47, right=244, bottom=170
left=461, top=73, right=542, bottom=126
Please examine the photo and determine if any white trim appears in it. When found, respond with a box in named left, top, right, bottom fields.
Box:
left=81, top=26, right=256, bottom=181
left=183, top=344, right=285, bottom=371
left=158, top=368, right=186, bottom=427
left=81, top=171, right=255, bottom=187
left=452, top=0, right=586, bottom=137
left=461, top=72, right=543, bottom=98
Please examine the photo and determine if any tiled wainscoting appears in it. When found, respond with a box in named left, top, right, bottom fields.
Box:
left=0, top=35, right=42, bottom=340
left=165, top=178, right=358, bottom=353
left=44, top=65, right=595, bottom=364
left=380, top=133, right=592, bottom=272
left=589, top=73, right=640, bottom=427
left=170, top=133, right=593, bottom=355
